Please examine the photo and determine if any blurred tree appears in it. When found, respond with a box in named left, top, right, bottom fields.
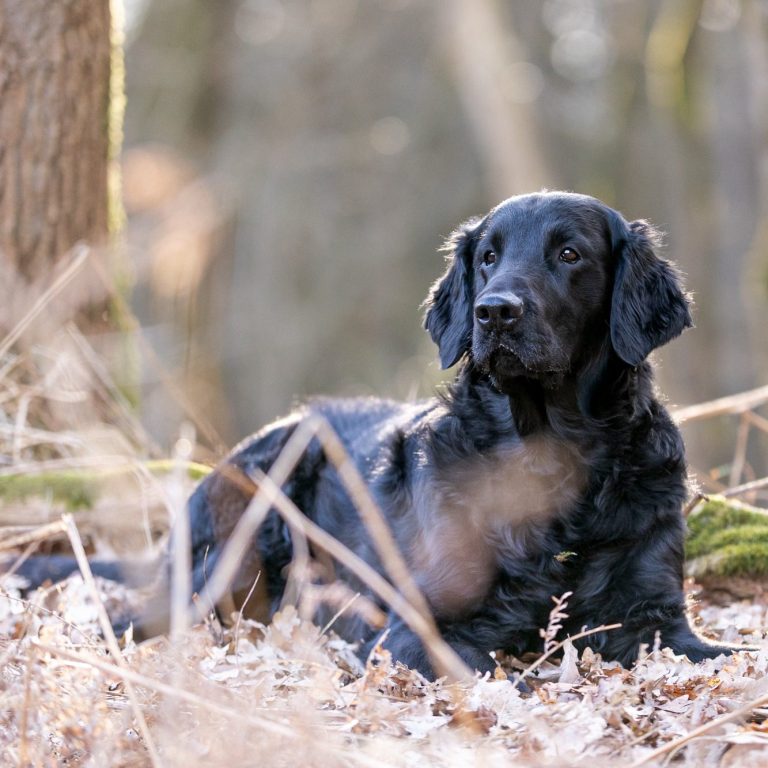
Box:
left=0, top=0, right=121, bottom=333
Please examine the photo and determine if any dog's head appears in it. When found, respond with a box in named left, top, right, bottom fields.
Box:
left=424, top=192, right=692, bottom=393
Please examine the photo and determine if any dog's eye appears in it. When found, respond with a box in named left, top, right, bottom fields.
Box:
left=482, top=250, right=496, bottom=266
left=559, top=248, right=581, bottom=264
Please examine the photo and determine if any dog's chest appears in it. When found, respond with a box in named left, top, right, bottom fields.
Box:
left=410, top=435, right=587, bottom=617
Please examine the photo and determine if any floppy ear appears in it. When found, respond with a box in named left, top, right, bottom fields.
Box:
left=423, top=217, right=482, bottom=369
left=609, top=217, right=693, bottom=366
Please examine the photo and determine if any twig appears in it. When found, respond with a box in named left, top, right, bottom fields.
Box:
left=629, top=688, right=768, bottom=767
left=682, top=493, right=708, bottom=518
left=233, top=572, right=261, bottom=656
left=0, top=539, right=42, bottom=584
left=0, top=423, right=84, bottom=449
left=251, top=468, right=475, bottom=683
left=0, top=244, right=89, bottom=361
left=0, top=520, right=68, bottom=551
left=88, top=255, right=226, bottom=453
left=169, top=427, right=194, bottom=639
left=514, top=622, right=622, bottom=689
left=200, top=417, right=322, bottom=614
left=672, top=384, right=768, bottom=423
left=0, top=456, right=211, bottom=478
left=745, top=409, right=768, bottom=435
left=201, top=415, right=473, bottom=680
left=611, top=725, right=662, bottom=757
left=65, top=324, right=160, bottom=456
left=0, top=590, right=102, bottom=642
left=208, top=414, right=460, bottom=679
left=729, top=412, right=751, bottom=488
left=314, top=417, right=463, bottom=678
left=722, top=476, right=768, bottom=499
left=61, top=514, right=162, bottom=768
left=12, top=392, right=31, bottom=463
left=32, top=641, right=392, bottom=768
left=320, top=591, right=361, bottom=636
left=280, top=509, right=312, bottom=614
left=314, top=417, right=436, bottom=631
left=18, top=644, right=36, bottom=767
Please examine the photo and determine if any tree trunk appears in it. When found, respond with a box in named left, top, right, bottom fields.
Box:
left=0, top=0, right=114, bottom=331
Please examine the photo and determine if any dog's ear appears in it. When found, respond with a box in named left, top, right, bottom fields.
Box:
left=423, top=216, right=483, bottom=369
left=608, top=216, right=693, bottom=366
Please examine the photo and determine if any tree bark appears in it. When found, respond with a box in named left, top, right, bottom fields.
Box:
left=0, top=0, right=113, bottom=326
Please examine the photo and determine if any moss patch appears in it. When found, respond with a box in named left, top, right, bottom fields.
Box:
left=686, top=495, right=768, bottom=580
left=0, top=460, right=212, bottom=511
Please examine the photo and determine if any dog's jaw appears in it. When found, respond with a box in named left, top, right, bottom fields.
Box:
left=474, top=338, right=569, bottom=393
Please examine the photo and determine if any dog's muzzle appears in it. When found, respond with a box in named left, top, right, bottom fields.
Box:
left=474, top=292, right=524, bottom=332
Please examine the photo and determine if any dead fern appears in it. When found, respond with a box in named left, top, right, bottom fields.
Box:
left=539, top=590, right=573, bottom=654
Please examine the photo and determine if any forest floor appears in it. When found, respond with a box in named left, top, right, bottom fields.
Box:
left=0, top=516, right=767, bottom=767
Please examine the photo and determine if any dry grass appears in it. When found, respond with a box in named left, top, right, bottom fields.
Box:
left=1, top=565, right=768, bottom=767
left=2, top=298, right=768, bottom=766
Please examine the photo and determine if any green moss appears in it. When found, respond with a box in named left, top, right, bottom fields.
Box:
left=0, top=472, right=96, bottom=510
left=0, top=460, right=212, bottom=510
left=685, top=496, right=768, bottom=579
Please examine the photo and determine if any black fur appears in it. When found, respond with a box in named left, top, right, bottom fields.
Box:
left=185, top=192, right=731, bottom=676
left=11, top=192, right=733, bottom=677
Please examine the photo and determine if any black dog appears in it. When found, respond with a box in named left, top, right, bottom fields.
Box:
left=186, top=191, right=734, bottom=677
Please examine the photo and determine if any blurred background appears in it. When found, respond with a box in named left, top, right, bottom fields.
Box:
left=119, top=0, right=768, bottom=476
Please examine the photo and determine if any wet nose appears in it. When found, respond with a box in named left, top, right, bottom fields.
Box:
left=474, top=293, right=524, bottom=330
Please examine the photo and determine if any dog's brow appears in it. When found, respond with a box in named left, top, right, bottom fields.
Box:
left=489, top=230, right=504, bottom=251
left=545, top=221, right=575, bottom=247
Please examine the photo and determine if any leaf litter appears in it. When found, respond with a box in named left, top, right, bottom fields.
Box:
left=1, top=566, right=767, bottom=766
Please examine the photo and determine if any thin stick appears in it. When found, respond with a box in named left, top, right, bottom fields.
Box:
left=233, top=572, right=260, bottom=656
left=514, top=623, right=622, bottom=689
left=0, top=455, right=138, bottom=476
left=682, top=493, right=708, bottom=518
left=0, top=590, right=103, bottom=642
left=610, top=725, right=662, bottom=756
left=281, top=514, right=312, bottom=613
left=722, top=476, right=768, bottom=499
left=629, top=688, right=768, bottom=767
left=200, top=417, right=321, bottom=614
left=202, top=417, right=472, bottom=680
left=18, top=644, right=35, bottom=767
left=0, top=539, right=42, bottom=583
left=0, top=455, right=211, bottom=477
left=0, top=423, right=83, bottom=448
left=88, top=256, right=226, bottom=453
left=0, top=520, right=67, bottom=551
left=169, top=429, right=194, bottom=639
left=314, top=417, right=437, bottom=632
left=61, top=514, right=162, bottom=768
left=0, top=244, right=89, bottom=361
left=745, top=409, right=768, bottom=435
left=672, top=384, right=768, bottom=423
left=32, top=641, right=392, bottom=768
left=320, top=591, right=361, bottom=636
left=252, top=468, right=474, bottom=683
left=729, top=412, right=750, bottom=488
left=65, top=324, right=160, bottom=456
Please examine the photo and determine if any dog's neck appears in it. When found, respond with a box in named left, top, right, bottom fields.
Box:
left=447, top=350, right=655, bottom=444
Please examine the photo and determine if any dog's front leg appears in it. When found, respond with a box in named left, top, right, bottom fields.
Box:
left=571, top=528, right=744, bottom=664
left=361, top=613, right=500, bottom=680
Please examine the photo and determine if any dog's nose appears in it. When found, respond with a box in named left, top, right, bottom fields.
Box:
left=474, top=293, right=524, bottom=329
